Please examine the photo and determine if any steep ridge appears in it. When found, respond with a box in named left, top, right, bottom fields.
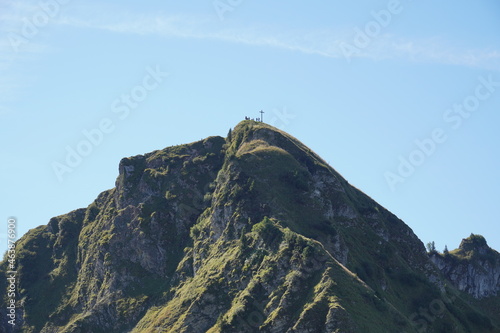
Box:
left=1, top=120, right=499, bottom=332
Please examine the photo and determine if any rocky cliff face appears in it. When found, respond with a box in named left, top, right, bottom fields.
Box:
left=1, top=121, right=499, bottom=333
left=430, top=235, right=500, bottom=299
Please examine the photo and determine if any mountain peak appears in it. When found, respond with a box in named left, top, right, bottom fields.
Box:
left=2, top=123, right=499, bottom=332
left=459, top=233, right=490, bottom=254
left=229, top=119, right=313, bottom=156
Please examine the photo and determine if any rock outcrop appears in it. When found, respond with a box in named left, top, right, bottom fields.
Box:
left=430, top=234, right=500, bottom=299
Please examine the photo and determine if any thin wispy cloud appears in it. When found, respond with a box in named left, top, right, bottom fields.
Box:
left=2, top=1, right=500, bottom=70
left=1, top=1, right=499, bottom=114
left=0, top=1, right=58, bottom=114
left=0, top=1, right=45, bottom=42
left=54, top=10, right=500, bottom=71
left=54, top=12, right=345, bottom=58
left=384, top=36, right=500, bottom=70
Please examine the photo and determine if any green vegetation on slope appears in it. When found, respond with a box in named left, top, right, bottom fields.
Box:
left=1, top=121, right=498, bottom=332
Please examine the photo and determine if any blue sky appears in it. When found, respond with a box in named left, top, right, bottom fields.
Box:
left=1, top=0, right=499, bottom=253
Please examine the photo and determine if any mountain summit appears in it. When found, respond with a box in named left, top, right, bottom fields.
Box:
left=2, top=120, right=499, bottom=332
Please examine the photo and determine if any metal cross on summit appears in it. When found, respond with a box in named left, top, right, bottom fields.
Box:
left=259, top=110, right=265, bottom=123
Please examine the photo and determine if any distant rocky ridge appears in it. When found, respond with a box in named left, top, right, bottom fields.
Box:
left=431, top=234, right=500, bottom=299
left=1, top=120, right=499, bottom=332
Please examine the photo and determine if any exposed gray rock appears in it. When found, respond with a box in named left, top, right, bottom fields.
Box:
left=430, top=235, right=500, bottom=299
